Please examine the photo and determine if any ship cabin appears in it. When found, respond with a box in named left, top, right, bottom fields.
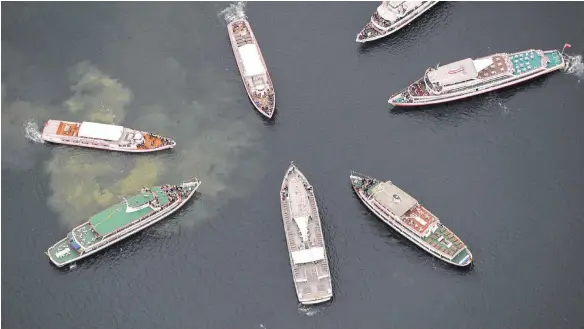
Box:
left=370, top=181, right=439, bottom=239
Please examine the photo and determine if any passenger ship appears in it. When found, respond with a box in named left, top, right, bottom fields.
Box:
left=350, top=171, right=472, bottom=267
left=280, top=162, right=333, bottom=304
left=46, top=178, right=201, bottom=267
left=41, top=120, right=176, bottom=152
left=227, top=19, right=276, bottom=119
left=356, top=1, right=438, bottom=43
left=388, top=48, right=567, bottom=107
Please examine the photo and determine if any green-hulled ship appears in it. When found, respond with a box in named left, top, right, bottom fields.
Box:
left=46, top=178, right=201, bottom=267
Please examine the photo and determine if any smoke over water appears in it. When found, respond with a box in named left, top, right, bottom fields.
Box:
left=564, top=54, right=584, bottom=81
left=219, top=1, right=247, bottom=24
left=2, top=61, right=266, bottom=230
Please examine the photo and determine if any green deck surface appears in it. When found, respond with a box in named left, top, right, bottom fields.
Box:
left=451, top=247, right=470, bottom=265
left=89, top=186, right=170, bottom=236
left=48, top=238, right=81, bottom=265
left=510, top=50, right=543, bottom=75
left=422, top=225, right=465, bottom=257
left=544, top=50, right=564, bottom=68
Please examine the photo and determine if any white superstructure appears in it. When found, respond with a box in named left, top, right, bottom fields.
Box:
left=239, top=44, right=267, bottom=77
left=78, top=122, right=125, bottom=141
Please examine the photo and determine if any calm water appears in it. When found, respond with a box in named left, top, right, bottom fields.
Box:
left=2, top=2, right=584, bottom=328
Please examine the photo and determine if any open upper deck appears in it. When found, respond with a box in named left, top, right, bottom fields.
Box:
left=89, top=186, right=170, bottom=236
left=402, top=204, right=438, bottom=236
left=43, top=120, right=80, bottom=137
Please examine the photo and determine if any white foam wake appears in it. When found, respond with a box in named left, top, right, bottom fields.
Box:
left=297, top=303, right=321, bottom=316
left=24, top=119, right=45, bottom=143
left=219, top=1, right=247, bottom=24
left=563, top=54, right=584, bottom=81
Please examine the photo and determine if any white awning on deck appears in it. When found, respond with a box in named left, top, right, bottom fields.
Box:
left=427, top=58, right=478, bottom=86
left=291, top=247, right=325, bottom=264
left=78, top=122, right=124, bottom=141
left=238, top=44, right=266, bottom=77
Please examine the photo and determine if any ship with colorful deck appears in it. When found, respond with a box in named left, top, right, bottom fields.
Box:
left=41, top=120, right=176, bottom=153
left=388, top=48, right=567, bottom=107
left=46, top=178, right=201, bottom=267
left=350, top=171, right=472, bottom=267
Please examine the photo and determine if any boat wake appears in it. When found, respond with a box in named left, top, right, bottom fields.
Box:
left=563, top=54, right=584, bottom=81
left=24, top=119, right=45, bottom=143
left=297, top=303, right=324, bottom=316
left=219, top=1, right=247, bottom=24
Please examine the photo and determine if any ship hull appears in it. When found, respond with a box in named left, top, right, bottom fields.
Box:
left=227, top=20, right=276, bottom=119
left=350, top=176, right=472, bottom=267
left=389, top=51, right=566, bottom=107
left=280, top=162, right=333, bottom=304
left=46, top=182, right=200, bottom=267
left=41, top=136, right=175, bottom=153
left=356, top=1, right=439, bottom=43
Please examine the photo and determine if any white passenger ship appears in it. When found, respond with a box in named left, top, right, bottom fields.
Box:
left=280, top=162, right=333, bottom=304
left=388, top=48, right=567, bottom=107
left=227, top=19, right=276, bottom=118
left=41, top=120, right=176, bottom=153
left=350, top=171, right=472, bottom=267
left=356, top=1, right=438, bottom=43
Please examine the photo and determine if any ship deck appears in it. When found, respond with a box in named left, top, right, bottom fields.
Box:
left=544, top=50, right=564, bottom=68
left=73, top=222, right=102, bottom=249
left=510, top=50, right=545, bottom=75
left=281, top=164, right=332, bottom=303
left=56, top=121, right=80, bottom=137
left=89, top=186, right=170, bottom=236
left=136, top=133, right=168, bottom=150
left=401, top=205, right=437, bottom=235
left=422, top=224, right=466, bottom=258
left=47, top=238, right=82, bottom=266
left=477, top=54, right=512, bottom=79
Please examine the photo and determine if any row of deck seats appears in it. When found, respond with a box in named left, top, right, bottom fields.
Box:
left=427, top=227, right=465, bottom=256
left=511, top=51, right=542, bottom=75
left=234, top=32, right=252, bottom=47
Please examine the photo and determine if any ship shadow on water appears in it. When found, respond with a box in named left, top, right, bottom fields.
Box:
left=50, top=191, right=203, bottom=272
left=357, top=2, right=451, bottom=56
left=349, top=188, right=474, bottom=274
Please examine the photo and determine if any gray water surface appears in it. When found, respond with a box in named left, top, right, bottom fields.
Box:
left=2, top=2, right=584, bottom=329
